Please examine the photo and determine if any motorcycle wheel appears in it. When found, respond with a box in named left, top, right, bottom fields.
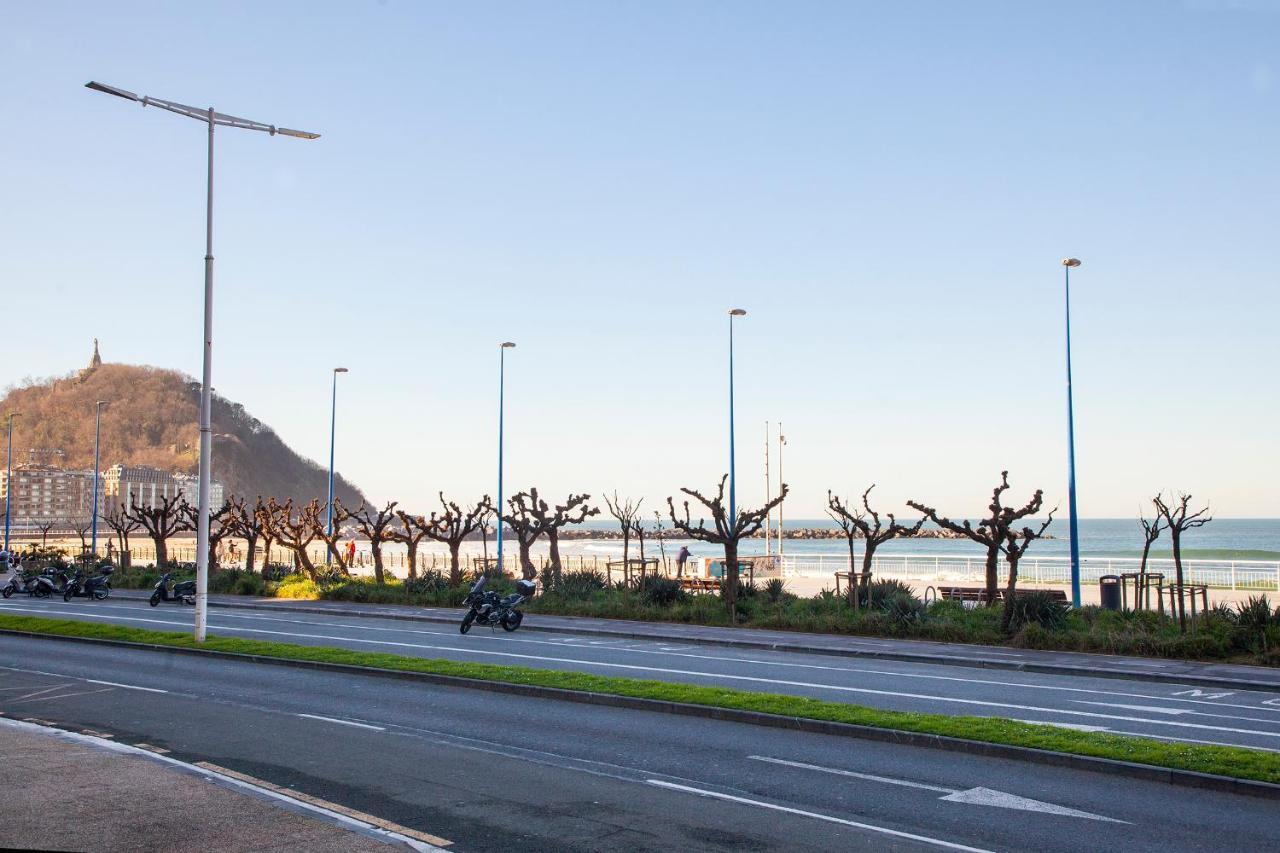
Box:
left=34, top=587, right=49, bottom=598
left=93, top=589, right=109, bottom=601
left=2, top=585, right=12, bottom=599
left=183, top=596, right=195, bottom=606
left=501, top=611, right=523, bottom=632
left=460, top=610, right=476, bottom=635
left=63, top=587, right=74, bottom=602
left=149, top=591, right=161, bottom=607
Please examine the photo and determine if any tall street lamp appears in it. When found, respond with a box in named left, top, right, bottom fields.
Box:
left=3, top=412, right=18, bottom=552
left=1062, top=258, right=1083, bottom=607
left=90, top=401, right=107, bottom=557
left=326, top=367, right=349, bottom=541
left=497, top=342, right=516, bottom=574
left=728, top=309, right=747, bottom=524
left=86, top=80, right=319, bottom=643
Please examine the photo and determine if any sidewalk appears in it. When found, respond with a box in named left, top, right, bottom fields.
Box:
left=113, top=590, right=1280, bottom=691
left=0, top=719, right=409, bottom=852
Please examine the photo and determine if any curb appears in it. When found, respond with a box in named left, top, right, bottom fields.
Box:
left=4, top=626, right=1278, bottom=801
left=112, top=591, right=1280, bottom=692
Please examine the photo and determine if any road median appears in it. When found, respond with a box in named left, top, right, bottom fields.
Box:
left=2, top=612, right=1278, bottom=797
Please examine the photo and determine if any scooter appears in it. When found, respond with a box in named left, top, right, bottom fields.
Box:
left=63, top=565, right=115, bottom=601
left=459, top=575, right=536, bottom=634
left=1, top=560, right=38, bottom=598
left=30, top=567, right=67, bottom=599
left=149, top=571, right=196, bottom=606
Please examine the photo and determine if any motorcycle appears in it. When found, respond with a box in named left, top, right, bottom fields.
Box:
left=30, top=567, right=68, bottom=599
left=149, top=571, right=196, bottom=607
left=459, top=575, right=536, bottom=634
left=2, top=560, right=38, bottom=598
left=63, top=565, right=115, bottom=602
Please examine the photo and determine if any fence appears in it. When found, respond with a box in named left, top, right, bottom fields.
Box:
left=780, top=553, right=1280, bottom=593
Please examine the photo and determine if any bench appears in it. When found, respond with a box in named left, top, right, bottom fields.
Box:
left=678, top=577, right=720, bottom=595
left=937, top=587, right=1068, bottom=604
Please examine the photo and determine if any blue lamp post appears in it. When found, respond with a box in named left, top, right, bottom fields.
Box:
left=497, top=342, right=516, bottom=574
left=1062, top=258, right=1082, bottom=607
left=90, top=401, right=107, bottom=557
left=728, top=309, right=747, bottom=525
left=3, top=412, right=17, bottom=552
left=326, top=367, right=349, bottom=542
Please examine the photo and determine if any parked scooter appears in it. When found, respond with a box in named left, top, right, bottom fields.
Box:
left=63, top=565, right=115, bottom=601
left=30, top=567, right=68, bottom=599
left=459, top=575, right=536, bottom=634
left=149, top=571, right=196, bottom=606
left=1, top=558, right=38, bottom=598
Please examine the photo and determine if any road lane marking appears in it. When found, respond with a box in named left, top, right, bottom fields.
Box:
left=748, top=756, right=1126, bottom=823
left=6, top=602, right=1280, bottom=742
left=296, top=713, right=386, bottom=731
left=1011, top=719, right=1110, bottom=732
left=645, top=779, right=996, bottom=852
left=8, top=687, right=113, bottom=704
left=86, top=679, right=168, bottom=694
left=10, top=600, right=1280, bottom=715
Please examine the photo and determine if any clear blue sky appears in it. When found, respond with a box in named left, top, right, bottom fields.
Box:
left=2, top=1, right=1277, bottom=519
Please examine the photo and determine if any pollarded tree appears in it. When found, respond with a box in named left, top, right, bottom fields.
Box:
left=226, top=496, right=271, bottom=573
left=667, top=476, right=789, bottom=615
left=180, top=497, right=234, bottom=571
left=264, top=498, right=324, bottom=581
left=1154, top=492, right=1212, bottom=632
left=102, top=503, right=140, bottom=563
left=526, top=489, right=598, bottom=586
left=503, top=490, right=546, bottom=580
left=390, top=509, right=431, bottom=580
left=346, top=500, right=399, bottom=584
left=909, top=472, right=1045, bottom=607
left=999, top=509, right=1056, bottom=632
left=34, top=518, right=57, bottom=549
left=313, top=497, right=356, bottom=573
left=603, top=493, right=642, bottom=580
left=1138, top=500, right=1165, bottom=580
left=425, top=494, right=492, bottom=585
left=127, top=494, right=193, bottom=567
left=826, top=486, right=925, bottom=606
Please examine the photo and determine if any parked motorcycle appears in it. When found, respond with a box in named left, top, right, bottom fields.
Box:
left=459, top=575, right=536, bottom=634
left=63, top=565, right=115, bottom=601
left=1, top=560, right=38, bottom=598
left=149, top=571, right=196, bottom=606
left=30, top=567, right=68, bottom=599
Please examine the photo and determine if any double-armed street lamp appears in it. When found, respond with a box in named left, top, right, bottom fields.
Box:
left=90, top=401, right=107, bottom=557
left=496, top=342, right=516, bottom=574
left=326, top=368, right=349, bottom=539
left=86, top=81, right=319, bottom=642
left=3, top=412, right=18, bottom=552
left=1062, top=258, right=1083, bottom=607
left=728, top=309, right=747, bottom=524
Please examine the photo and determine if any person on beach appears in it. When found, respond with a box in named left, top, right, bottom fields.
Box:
left=346, top=540, right=357, bottom=566
left=676, top=545, right=691, bottom=576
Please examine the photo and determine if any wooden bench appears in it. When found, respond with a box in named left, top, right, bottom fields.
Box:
left=678, top=577, right=720, bottom=594
left=937, top=587, right=1068, bottom=604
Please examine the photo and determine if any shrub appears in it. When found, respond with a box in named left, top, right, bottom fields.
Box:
left=879, top=590, right=925, bottom=626
left=764, top=578, right=787, bottom=604
left=556, top=570, right=608, bottom=600
left=866, top=579, right=914, bottom=609
left=313, top=566, right=345, bottom=587
left=1004, top=591, right=1069, bottom=632
left=404, top=571, right=449, bottom=597
left=638, top=576, right=685, bottom=607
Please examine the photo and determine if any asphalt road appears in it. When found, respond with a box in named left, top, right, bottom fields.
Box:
left=1, top=634, right=1277, bottom=852
left=3, top=595, right=1280, bottom=753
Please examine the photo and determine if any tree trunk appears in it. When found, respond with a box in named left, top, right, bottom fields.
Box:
left=984, top=543, right=1000, bottom=606
left=260, top=535, right=274, bottom=573
left=371, top=541, right=385, bottom=584
left=448, top=542, right=463, bottom=586
left=1139, top=538, right=1152, bottom=578
left=518, top=540, right=536, bottom=580
left=861, top=542, right=877, bottom=607
left=1000, top=554, right=1021, bottom=633
left=722, top=541, right=739, bottom=618
left=547, top=531, right=563, bottom=587
left=153, top=536, right=168, bottom=568
left=244, top=533, right=259, bottom=573
left=622, top=533, right=631, bottom=583
left=1171, top=529, right=1186, bottom=632
left=405, top=542, right=419, bottom=580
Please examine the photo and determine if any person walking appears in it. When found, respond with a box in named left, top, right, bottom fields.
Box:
left=345, top=539, right=357, bottom=566
left=676, top=545, right=691, bottom=577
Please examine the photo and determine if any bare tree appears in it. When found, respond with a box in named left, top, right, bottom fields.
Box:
left=999, top=509, right=1057, bottom=632
left=826, top=486, right=924, bottom=606
left=1154, top=492, right=1212, bottom=632
left=390, top=509, right=431, bottom=580
left=264, top=498, right=324, bottom=581
left=72, top=518, right=93, bottom=556
left=346, top=501, right=399, bottom=584
left=603, top=493, right=642, bottom=581
left=127, top=494, right=193, bottom=567
left=102, top=503, right=140, bottom=563
left=503, top=491, right=546, bottom=580
left=35, top=518, right=56, bottom=549
left=667, top=476, right=789, bottom=615
left=909, top=472, right=1045, bottom=607
left=653, top=510, right=668, bottom=574
left=631, top=517, right=647, bottom=573
left=180, top=498, right=235, bottom=572
left=526, top=490, right=598, bottom=586
left=425, top=494, right=492, bottom=585
left=1138, top=500, right=1165, bottom=580
left=312, top=498, right=356, bottom=573
left=226, top=496, right=270, bottom=573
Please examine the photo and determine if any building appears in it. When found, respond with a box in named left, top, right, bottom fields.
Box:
left=0, top=464, right=100, bottom=526
left=102, top=465, right=224, bottom=510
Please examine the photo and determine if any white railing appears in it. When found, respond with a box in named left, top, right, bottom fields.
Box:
left=780, top=553, right=1280, bottom=592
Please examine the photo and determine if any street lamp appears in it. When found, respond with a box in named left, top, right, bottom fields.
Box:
left=86, top=80, right=319, bottom=643
left=90, top=401, right=107, bottom=557
left=497, top=342, right=516, bottom=574
left=3, top=412, right=18, bottom=552
left=326, top=368, right=349, bottom=541
left=728, top=309, right=747, bottom=524
left=1062, top=258, right=1083, bottom=608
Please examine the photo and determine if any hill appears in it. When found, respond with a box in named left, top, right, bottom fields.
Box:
left=0, top=357, right=367, bottom=506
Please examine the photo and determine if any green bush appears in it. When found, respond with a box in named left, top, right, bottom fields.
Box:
left=879, top=590, right=925, bottom=627
left=764, top=578, right=788, bottom=603
left=556, top=570, right=608, bottom=599
left=638, top=576, right=685, bottom=607
left=1004, top=591, right=1069, bottom=632
left=403, top=571, right=449, bottom=597
left=866, top=579, right=915, bottom=609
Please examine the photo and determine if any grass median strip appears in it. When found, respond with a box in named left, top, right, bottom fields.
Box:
left=2, top=612, right=1278, bottom=786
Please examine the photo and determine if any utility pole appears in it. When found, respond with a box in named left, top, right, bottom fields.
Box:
left=764, top=421, right=772, bottom=556
left=777, top=422, right=786, bottom=557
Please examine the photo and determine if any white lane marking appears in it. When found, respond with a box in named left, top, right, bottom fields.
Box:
left=7, top=685, right=68, bottom=702
left=646, top=779, right=995, bottom=852
left=1106, top=730, right=1280, bottom=753
left=296, top=713, right=385, bottom=731
left=749, top=756, right=1127, bottom=823
left=939, top=787, right=1127, bottom=822
left=1011, top=719, right=1110, bottom=732
left=8, top=687, right=113, bottom=704
left=12, top=600, right=1280, bottom=715
left=0, top=717, right=444, bottom=851
left=6, top=603, right=1280, bottom=741
left=749, top=755, right=953, bottom=792
left=86, top=679, right=168, bottom=694
left=1072, top=702, right=1190, bottom=715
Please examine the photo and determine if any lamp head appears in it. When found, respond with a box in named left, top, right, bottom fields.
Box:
left=1062, top=258, right=1082, bottom=268
left=728, top=308, right=747, bottom=317
left=334, top=367, right=349, bottom=374
left=501, top=342, right=516, bottom=349
left=85, top=81, right=140, bottom=102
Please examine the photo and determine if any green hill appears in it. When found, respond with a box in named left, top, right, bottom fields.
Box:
left=0, top=358, right=367, bottom=506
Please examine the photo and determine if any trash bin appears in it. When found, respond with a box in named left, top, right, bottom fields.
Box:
left=1099, top=575, right=1122, bottom=611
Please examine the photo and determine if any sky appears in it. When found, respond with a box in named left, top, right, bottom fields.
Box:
left=1, top=1, right=1277, bottom=520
